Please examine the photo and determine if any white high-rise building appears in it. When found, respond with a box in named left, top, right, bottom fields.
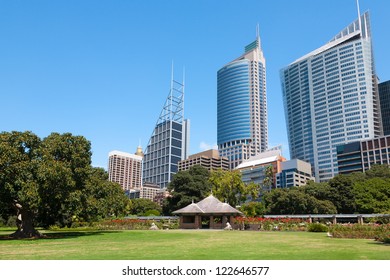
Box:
left=280, top=10, right=382, bottom=182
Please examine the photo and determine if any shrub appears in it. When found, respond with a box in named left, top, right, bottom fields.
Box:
left=329, top=224, right=390, bottom=240
left=234, top=217, right=307, bottom=231
left=375, top=233, right=390, bottom=244
left=0, top=217, right=5, bottom=227
left=307, top=223, right=328, bottom=232
left=95, top=218, right=179, bottom=230
left=6, top=216, right=16, bottom=227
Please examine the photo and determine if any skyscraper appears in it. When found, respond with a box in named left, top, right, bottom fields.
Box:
left=108, top=150, right=142, bottom=191
left=379, top=80, right=390, bottom=136
left=217, top=31, right=267, bottom=169
left=142, top=70, right=190, bottom=189
left=280, top=10, right=382, bottom=182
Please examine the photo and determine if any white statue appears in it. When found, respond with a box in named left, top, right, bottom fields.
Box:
left=224, top=222, right=232, bottom=230
left=149, top=222, right=159, bottom=230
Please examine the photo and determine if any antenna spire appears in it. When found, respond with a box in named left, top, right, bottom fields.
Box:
left=356, top=0, right=362, bottom=31
left=256, top=23, right=262, bottom=50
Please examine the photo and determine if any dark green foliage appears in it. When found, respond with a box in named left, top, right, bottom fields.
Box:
left=307, top=223, right=328, bottom=232
left=0, top=131, right=129, bottom=234
left=353, top=177, right=390, bottom=213
left=129, top=198, right=162, bottom=216
left=327, top=174, right=357, bottom=214
left=163, top=165, right=211, bottom=214
left=296, top=165, right=390, bottom=214
left=365, top=164, right=390, bottom=179
left=263, top=188, right=337, bottom=215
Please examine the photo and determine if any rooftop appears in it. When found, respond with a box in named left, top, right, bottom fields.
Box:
left=172, top=194, right=243, bottom=215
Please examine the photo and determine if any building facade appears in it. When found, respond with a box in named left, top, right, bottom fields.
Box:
left=337, top=135, right=390, bottom=174
left=108, top=150, right=143, bottom=191
left=280, top=11, right=382, bottom=182
left=140, top=182, right=160, bottom=201
left=217, top=32, right=267, bottom=170
left=235, top=149, right=285, bottom=190
left=178, top=149, right=229, bottom=172
left=379, top=80, right=390, bottom=136
left=143, top=72, right=190, bottom=189
left=275, top=159, right=314, bottom=188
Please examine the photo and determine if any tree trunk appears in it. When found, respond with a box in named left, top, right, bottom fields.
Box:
left=10, top=203, right=43, bottom=239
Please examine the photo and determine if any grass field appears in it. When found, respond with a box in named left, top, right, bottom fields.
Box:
left=0, top=228, right=389, bottom=260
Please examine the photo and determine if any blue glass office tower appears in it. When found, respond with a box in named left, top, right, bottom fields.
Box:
left=280, top=11, right=382, bottom=182
left=217, top=34, right=268, bottom=169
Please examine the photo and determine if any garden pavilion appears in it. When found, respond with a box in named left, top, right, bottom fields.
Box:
left=172, top=194, right=243, bottom=229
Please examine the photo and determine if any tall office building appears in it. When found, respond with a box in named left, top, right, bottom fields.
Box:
left=280, top=10, right=382, bottom=182
left=108, top=150, right=142, bottom=191
left=379, top=80, right=390, bottom=136
left=217, top=31, right=267, bottom=169
left=142, top=71, right=190, bottom=189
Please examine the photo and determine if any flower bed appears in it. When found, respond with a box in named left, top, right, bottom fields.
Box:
left=329, top=223, right=390, bottom=242
left=95, top=219, right=179, bottom=230
left=234, top=217, right=308, bottom=231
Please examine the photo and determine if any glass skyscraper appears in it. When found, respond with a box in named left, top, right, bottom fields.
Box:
left=143, top=72, right=190, bottom=189
left=217, top=34, right=267, bottom=169
left=280, top=11, right=382, bottom=182
left=379, top=80, right=390, bottom=136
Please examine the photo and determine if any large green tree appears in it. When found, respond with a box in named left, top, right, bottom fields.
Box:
left=209, top=169, right=260, bottom=207
left=327, top=174, right=358, bottom=214
left=0, top=131, right=42, bottom=237
left=263, top=188, right=337, bottom=215
left=0, top=131, right=128, bottom=238
left=163, top=165, right=211, bottom=214
left=353, top=177, right=390, bottom=213
left=128, top=198, right=162, bottom=216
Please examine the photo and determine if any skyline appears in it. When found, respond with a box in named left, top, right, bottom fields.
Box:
left=1, top=0, right=389, bottom=169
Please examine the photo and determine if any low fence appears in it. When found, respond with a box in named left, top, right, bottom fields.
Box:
left=264, top=214, right=390, bottom=224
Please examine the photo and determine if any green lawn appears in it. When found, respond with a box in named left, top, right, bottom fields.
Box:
left=0, top=228, right=389, bottom=260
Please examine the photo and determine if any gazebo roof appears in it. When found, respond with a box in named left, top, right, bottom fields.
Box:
left=172, top=194, right=242, bottom=215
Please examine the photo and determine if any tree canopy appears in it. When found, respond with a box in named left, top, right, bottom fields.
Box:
left=262, top=165, right=390, bottom=215
left=209, top=169, right=260, bottom=207
left=163, top=165, right=211, bottom=214
left=0, top=131, right=129, bottom=237
left=128, top=198, right=162, bottom=216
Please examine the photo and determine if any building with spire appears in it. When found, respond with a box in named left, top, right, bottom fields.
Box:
left=142, top=69, right=190, bottom=189
left=280, top=8, right=382, bottom=182
left=217, top=29, right=268, bottom=170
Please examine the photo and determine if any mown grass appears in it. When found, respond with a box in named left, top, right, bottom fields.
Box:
left=0, top=228, right=389, bottom=260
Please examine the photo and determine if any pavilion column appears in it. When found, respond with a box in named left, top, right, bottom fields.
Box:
left=332, top=215, right=337, bottom=224
left=195, top=215, right=201, bottom=229
left=210, top=215, right=214, bottom=229
left=222, top=216, right=228, bottom=226
left=179, top=216, right=184, bottom=228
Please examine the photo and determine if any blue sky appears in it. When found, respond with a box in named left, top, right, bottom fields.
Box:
left=1, top=0, right=389, bottom=169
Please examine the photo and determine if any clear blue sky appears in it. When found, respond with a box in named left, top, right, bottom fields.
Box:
left=1, top=0, right=389, bottom=169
